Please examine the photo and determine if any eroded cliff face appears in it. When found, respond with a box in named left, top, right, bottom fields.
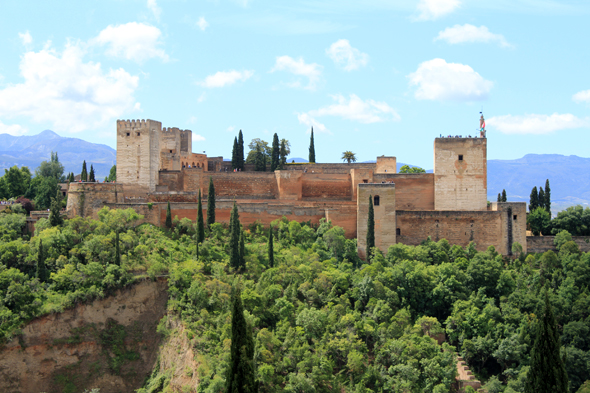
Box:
left=0, top=279, right=168, bottom=393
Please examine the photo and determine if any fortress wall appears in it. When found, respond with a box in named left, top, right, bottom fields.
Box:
left=491, top=202, right=528, bottom=255
left=66, top=183, right=119, bottom=218
left=201, top=172, right=278, bottom=198
left=283, top=163, right=376, bottom=174
left=357, top=184, right=396, bottom=259
left=160, top=152, right=181, bottom=171
left=376, top=156, right=397, bottom=173
left=276, top=171, right=303, bottom=200
left=301, top=174, right=352, bottom=199
left=351, top=169, right=375, bottom=201
left=159, top=171, right=184, bottom=192
left=396, top=210, right=503, bottom=252
left=374, top=173, right=435, bottom=210
left=526, top=236, right=590, bottom=254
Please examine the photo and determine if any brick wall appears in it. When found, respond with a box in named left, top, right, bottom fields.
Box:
left=283, top=163, right=376, bottom=174
left=374, top=173, right=435, bottom=210
left=357, top=183, right=396, bottom=259
left=527, top=236, right=590, bottom=253
left=301, top=174, right=352, bottom=200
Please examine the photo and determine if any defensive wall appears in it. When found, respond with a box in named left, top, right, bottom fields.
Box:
left=526, top=236, right=590, bottom=253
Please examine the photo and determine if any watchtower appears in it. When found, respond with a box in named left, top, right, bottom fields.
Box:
left=357, top=183, right=396, bottom=260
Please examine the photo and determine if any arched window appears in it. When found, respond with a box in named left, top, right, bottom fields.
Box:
left=374, top=195, right=380, bottom=206
left=192, top=162, right=196, bottom=167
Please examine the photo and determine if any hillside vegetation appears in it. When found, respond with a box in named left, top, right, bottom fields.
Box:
left=1, top=208, right=589, bottom=392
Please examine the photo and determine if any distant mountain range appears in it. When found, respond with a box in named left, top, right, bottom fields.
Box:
left=0, top=130, right=115, bottom=179
left=1, top=132, right=588, bottom=210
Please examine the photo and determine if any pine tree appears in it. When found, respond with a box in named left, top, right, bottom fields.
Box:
left=237, top=130, right=245, bottom=171
left=166, top=201, right=172, bottom=228
left=197, top=190, right=205, bottom=243
left=225, top=285, right=257, bottom=393
left=207, top=177, right=216, bottom=227
left=89, top=165, right=95, bottom=182
left=502, top=189, right=507, bottom=202
left=115, top=230, right=121, bottom=265
left=232, top=137, right=239, bottom=170
left=545, top=179, right=551, bottom=214
left=308, top=127, right=316, bottom=163
left=525, top=288, right=569, bottom=393
left=367, top=195, right=375, bottom=262
left=268, top=225, right=274, bottom=268
left=271, top=133, right=280, bottom=171
left=497, top=193, right=502, bottom=202
left=37, top=239, right=49, bottom=283
left=538, top=187, right=546, bottom=210
left=530, top=186, right=539, bottom=212
left=81, top=160, right=88, bottom=182
left=229, top=203, right=241, bottom=270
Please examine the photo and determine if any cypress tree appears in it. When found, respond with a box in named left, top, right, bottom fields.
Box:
left=271, top=133, right=280, bottom=171
left=497, top=193, right=502, bottom=202
left=197, top=190, right=205, bottom=243
left=502, top=189, right=507, bottom=202
left=81, top=160, right=88, bottom=182
left=229, top=203, right=241, bottom=270
left=237, top=130, right=245, bottom=171
left=89, top=165, right=95, bottom=182
left=367, top=195, right=375, bottom=262
left=166, top=201, right=172, bottom=228
left=207, top=177, right=216, bottom=227
left=49, top=196, right=63, bottom=227
left=525, top=288, right=569, bottom=393
left=538, top=187, right=545, bottom=210
left=232, top=137, right=239, bottom=170
left=225, top=285, right=257, bottom=393
left=308, top=127, right=316, bottom=163
left=115, top=230, right=121, bottom=265
left=530, top=186, right=539, bottom=212
left=268, top=225, right=274, bottom=268
left=239, top=229, right=246, bottom=270
left=545, top=179, right=551, bottom=214
left=70, top=172, right=75, bottom=182
left=37, top=239, right=49, bottom=283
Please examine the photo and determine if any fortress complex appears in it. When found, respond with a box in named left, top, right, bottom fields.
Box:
left=66, top=118, right=527, bottom=257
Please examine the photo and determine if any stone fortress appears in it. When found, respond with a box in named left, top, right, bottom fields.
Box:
left=66, top=117, right=527, bottom=257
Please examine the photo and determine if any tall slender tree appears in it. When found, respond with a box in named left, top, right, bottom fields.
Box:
left=239, top=230, right=246, bottom=269
left=207, top=177, right=216, bottom=227
left=545, top=179, right=551, bottom=214
left=271, top=133, right=280, bottom=171
left=49, top=195, right=63, bottom=227
left=525, top=288, right=569, bottom=393
left=89, top=164, right=95, bottom=182
left=268, top=225, right=274, bottom=268
left=166, top=201, right=172, bottom=228
left=497, top=193, right=502, bottom=202
left=81, top=161, right=88, bottom=182
left=225, top=284, right=257, bottom=393
left=197, top=190, right=205, bottom=243
left=538, top=187, right=546, bottom=210
left=229, top=203, right=241, bottom=270
left=279, top=139, right=290, bottom=169
left=255, top=148, right=266, bottom=172
left=37, top=239, right=49, bottom=283
left=367, top=195, right=375, bottom=262
left=308, top=127, right=316, bottom=163
left=530, top=186, right=539, bottom=212
left=502, top=189, right=507, bottom=202
left=232, top=137, right=239, bottom=170
left=237, top=130, right=245, bottom=171
left=115, top=229, right=121, bottom=266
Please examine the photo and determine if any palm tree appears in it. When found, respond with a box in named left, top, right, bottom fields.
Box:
left=342, top=151, right=357, bottom=164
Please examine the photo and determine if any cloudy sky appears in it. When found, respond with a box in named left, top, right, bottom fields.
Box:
left=1, top=0, right=589, bottom=168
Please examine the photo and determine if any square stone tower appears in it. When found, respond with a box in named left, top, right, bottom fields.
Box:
left=357, top=183, right=396, bottom=260
left=116, top=119, right=162, bottom=191
left=434, top=137, right=487, bottom=211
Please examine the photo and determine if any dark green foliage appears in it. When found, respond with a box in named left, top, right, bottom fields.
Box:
left=107, top=165, right=117, bottom=182
left=232, top=137, right=239, bottom=170
left=165, top=201, right=172, bottom=229
left=33, top=176, right=59, bottom=210
left=88, top=165, right=95, bottom=182
left=36, top=239, right=49, bottom=283
left=237, top=130, right=245, bottom=171
left=545, top=179, right=551, bottom=214
left=528, top=207, right=551, bottom=236
left=229, top=203, right=241, bottom=270
left=197, top=190, right=205, bottom=243
left=36, top=151, right=65, bottom=181
left=115, top=230, right=120, bottom=266
left=551, top=205, right=590, bottom=236
left=530, top=186, right=539, bottom=212
left=367, top=195, right=375, bottom=261
left=497, top=193, right=502, bottom=202
left=308, top=128, right=316, bottom=163
left=399, top=165, right=426, bottom=173
left=239, top=230, right=245, bottom=268
left=49, top=192, right=63, bottom=227
left=502, top=189, right=507, bottom=202
left=268, top=226, right=274, bottom=268
left=271, top=133, right=280, bottom=171
left=255, top=149, right=266, bottom=172
left=2, top=165, right=32, bottom=198
left=279, top=139, right=290, bottom=169
left=525, top=289, right=569, bottom=393
left=225, top=285, right=257, bottom=393
left=539, top=187, right=545, bottom=210
left=207, top=177, right=215, bottom=227
left=81, top=161, right=88, bottom=182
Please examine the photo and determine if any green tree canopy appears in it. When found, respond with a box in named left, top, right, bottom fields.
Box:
left=399, top=165, right=426, bottom=174
left=528, top=207, right=551, bottom=236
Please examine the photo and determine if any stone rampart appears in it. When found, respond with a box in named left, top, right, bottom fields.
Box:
left=302, top=174, right=352, bottom=200
left=526, top=236, right=590, bottom=253
left=376, top=173, right=435, bottom=210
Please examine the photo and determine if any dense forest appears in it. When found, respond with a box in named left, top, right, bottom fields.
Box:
left=1, top=203, right=589, bottom=392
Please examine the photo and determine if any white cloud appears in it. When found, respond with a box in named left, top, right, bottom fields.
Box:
left=326, top=39, right=369, bottom=71
left=416, top=0, right=460, bottom=21
left=435, top=24, right=512, bottom=48
left=193, top=134, right=206, bottom=142
left=271, top=56, right=322, bottom=90
left=0, top=43, right=139, bottom=133
left=487, top=113, right=590, bottom=134
left=0, top=120, right=27, bottom=136
left=147, top=0, right=162, bottom=21
left=196, top=17, right=209, bottom=31
left=92, top=22, right=168, bottom=63
left=297, top=113, right=328, bottom=134
left=199, top=70, right=254, bottom=88
left=408, top=58, right=493, bottom=101
left=573, top=89, right=590, bottom=103
left=300, top=94, right=400, bottom=130
left=18, top=31, right=32, bottom=46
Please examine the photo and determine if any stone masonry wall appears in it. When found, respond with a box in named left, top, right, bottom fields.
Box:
left=526, top=236, right=590, bottom=253
left=301, top=174, right=352, bottom=200
left=375, top=173, right=435, bottom=211
left=357, top=183, right=396, bottom=260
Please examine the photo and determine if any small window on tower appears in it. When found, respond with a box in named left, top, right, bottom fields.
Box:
left=458, top=154, right=464, bottom=161
left=374, top=195, right=380, bottom=206
left=137, top=132, right=140, bottom=136
left=363, top=179, right=368, bottom=183
left=513, top=215, right=518, bottom=220
left=396, top=228, right=401, bottom=236
left=126, top=132, right=130, bottom=136
left=170, top=150, right=172, bottom=153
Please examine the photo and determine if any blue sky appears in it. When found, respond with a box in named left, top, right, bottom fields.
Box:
left=0, top=0, right=589, bottom=169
